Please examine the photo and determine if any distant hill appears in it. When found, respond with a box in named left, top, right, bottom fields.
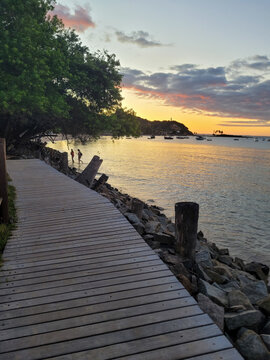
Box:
left=136, top=117, right=193, bottom=136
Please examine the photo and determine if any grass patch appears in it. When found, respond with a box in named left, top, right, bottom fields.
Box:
left=0, top=180, right=17, bottom=262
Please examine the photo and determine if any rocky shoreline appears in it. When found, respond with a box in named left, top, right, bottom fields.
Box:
left=89, top=176, right=270, bottom=360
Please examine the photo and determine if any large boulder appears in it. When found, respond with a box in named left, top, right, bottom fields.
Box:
left=242, top=280, right=268, bottom=304
left=228, top=290, right=254, bottom=310
left=225, top=310, right=265, bottom=331
left=244, top=262, right=269, bottom=282
left=198, top=279, right=228, bottom=307
left=197, top=293, right=224, bottom=330
left=261, top=335, right=270, bottom=351
left=195, top=249, right=213, bottom=268
left=204, top=268, right=228, bottom=284
left=133, top=221, right=145, bottom=235
left=145, top=221, right=160, bottom=234
left=236, top=329, right=270, bottom=360
left=257, top=296, right=270, bottom=316
left=125, top=212, right=140, bottom=224
left=153, top=232, right=174, bottom=246
left=262, top=319, right=270, bottom=335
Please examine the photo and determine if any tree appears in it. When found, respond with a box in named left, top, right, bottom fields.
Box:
left=0, top=0, right=138, bottom=147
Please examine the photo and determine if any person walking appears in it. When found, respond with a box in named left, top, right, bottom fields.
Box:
left=78, top=149, right=83, bottom=164
left=70, top=149, right=74, bottom=163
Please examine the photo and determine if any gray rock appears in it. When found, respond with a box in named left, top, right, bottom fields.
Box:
left=219, top=248, right=229, bottom=256
left=244, top=262, right=269, bottom=282
left=228, top=305, right=247, bottom=313
left=213, top=264, right=233, bottom=279
left=153, top=232, right=174, bottom=246
left=145, top=221, right=160, bottom=234
left=196, top=264, right=212, bottom=282
left=220, top=280, right=240, bottom=292
left=204, top=268, right=228, bottom=284
left=143, top=208, right=155, bottom=220
left=242, top=280, right=268, bottom=304
left=263, top=319, right=270, bottom=335
left=236, top=329, right=270, bottom=360
left=257, top=296, right=270, bottom=316
left=228, top=290, right=254, bottom=310
left=261, top=334, right=270, bottom=351
left=235, top=257, right=245, bottom=270
left=195, top=249, right=213, bottom=268
left=133, top=221, right=145, bottom=235
left=167, top=222, right=175, bottom=233
left=197, top=293, right=224, bottom=330
left=125, top=212, right=140, bottom=224
left=225, top=310, right=265, bottom=331
left=158, top=214, right=168, bottom=226
left=160, top=252, right=179, bottom=266
left=218, top=255, right=234, bottom=267
left=198, top=279, right=228, bottom=307
left=143, top=234, right=154, bottom=241
left=141, top=209, right=150, bottom=221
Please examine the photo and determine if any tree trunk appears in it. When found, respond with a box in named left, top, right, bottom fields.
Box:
left=75, top=155, right=103, bottom=187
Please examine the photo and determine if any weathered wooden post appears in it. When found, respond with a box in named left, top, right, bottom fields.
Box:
left=0, top=138, right=9, bottom=223
left=175, top=202, right=199, bottom=261
left=75, top=155, right=103, bottom=187
left=131, top=198, right=144, bottom=219
left=92, top=174, right=109, bottom=190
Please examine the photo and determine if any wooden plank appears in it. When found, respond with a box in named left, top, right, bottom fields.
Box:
left=2, top=245, right=151, bottom=272
left=0, top=259, right=162, bottom=291
left=0, top=252, right=158, bottom=281
left=0, top=277, right=180, bottom=319
left=0, top=306, right=205, bottom=355
left=182, top=348, right=244, bottom=359
left=0, top=296, right=197, bottom=341
left=0, top=283, right=187, bottom=329
left=0, top=265, right=169, bottom=301
left=107, top=336, right=233, bottom=360
left=48, top=324, right=222, bottom=360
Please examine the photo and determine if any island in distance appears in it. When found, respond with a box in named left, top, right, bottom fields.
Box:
left=137, top=117, right=193, bottom=136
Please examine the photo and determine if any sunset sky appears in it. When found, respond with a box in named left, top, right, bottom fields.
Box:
left=52, top=0, right=270, bottom=136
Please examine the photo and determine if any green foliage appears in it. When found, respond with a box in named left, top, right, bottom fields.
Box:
left=0, top=0, right=138, bottom=147
left=0, top=183, right=17, bottom=259
left=108, top=108, right=141, bottom=138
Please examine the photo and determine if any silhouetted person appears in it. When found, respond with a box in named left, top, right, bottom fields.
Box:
left=70, top=149, right=74, bottom=163
left=78, top=149, right=83, bottom=164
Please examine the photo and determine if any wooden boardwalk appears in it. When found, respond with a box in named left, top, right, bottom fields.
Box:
left=0, top=159, right=243, bottom=360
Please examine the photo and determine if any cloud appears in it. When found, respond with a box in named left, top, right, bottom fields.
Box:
left=115, top=30, right=164, bottom=47
left=121, top=56, right=270, bottom=124
left=52, top=4, right=95, bottom=32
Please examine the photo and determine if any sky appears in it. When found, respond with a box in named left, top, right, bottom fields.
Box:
left=52, top=0, right=270, bottom=135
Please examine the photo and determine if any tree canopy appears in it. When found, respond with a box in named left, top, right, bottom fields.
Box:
left=0, top=0, right=139, bottom=147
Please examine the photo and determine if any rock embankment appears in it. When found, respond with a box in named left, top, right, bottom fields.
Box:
left=93, top=180, right=270, bottom=360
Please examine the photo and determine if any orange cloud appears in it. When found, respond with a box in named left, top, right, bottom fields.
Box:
left=51, top=4, right=95, bottom=32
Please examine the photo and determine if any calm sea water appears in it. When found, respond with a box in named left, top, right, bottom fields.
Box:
left=49, top=136, right=270, bottom=266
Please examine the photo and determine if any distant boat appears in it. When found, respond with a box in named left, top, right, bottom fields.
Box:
left=148, top=135, right=155, bottom=139
left=164, top=136, right=174, bottom=140
left=267, top=139, right=270, bottom=142
left=196, top=136, right=205, bottom=140
left=206, top=138, right=212, bottom=141
left=234, top=138, right=239, bottom=141
left=176, top=136, right=186, bottom=139
left=254, top=138, right=259, bottom=142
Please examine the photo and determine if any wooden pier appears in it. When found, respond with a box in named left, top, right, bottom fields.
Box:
left=0, top=159, right=243, bottom=359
